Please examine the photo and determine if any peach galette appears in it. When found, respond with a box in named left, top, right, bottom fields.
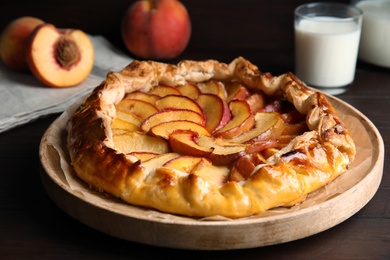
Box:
left=66, top=57, right=356, bottom=218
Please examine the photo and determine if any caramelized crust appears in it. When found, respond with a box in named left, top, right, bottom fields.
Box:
left=66, top=57, right=355, bottom=218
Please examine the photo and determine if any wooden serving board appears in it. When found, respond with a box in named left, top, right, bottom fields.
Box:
left=39, top=94, right=384, bottom=250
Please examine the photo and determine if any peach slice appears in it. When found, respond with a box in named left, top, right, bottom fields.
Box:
left=128, top=151, right=159, bottom=162
left=26, top=23, right=94, bottom=88
left=229, top=112, right=285, bottom=144
left=115, top=110, right=143, bottom=127
left=155, top=94, right=203, bottom=115
left=246, top=93, right=267, bottom=113
left=197, top=80, right=227, bottom=99
left=229, top=155, right=256, bottom=182
left=140, top=109, right=205, bottom=132
left=149, top=120, right=210, bottom=139
left=124, top=91, right=160, bottom=104
left=111, top=128, right=131, bottom=135
left=148, top=84, right=181, bottom=97
left=163, top=156, right=207, bottom=173
left=214, top=100, right=255, bottom=139
left=169, top=130, right=214, bottom=157
left=225, top=81, right=251, bottom=103
left=196, top=135, right=247, bottom=165
left=111, top=118, right=139, bottom=131
left=176, top=83, right=201, bottom=99
left=141, top=153, right=180, bottom=171
left=196, top=93, right=231, bottom=133
left=116, top=99, right=159, bottom=121
left=190, top=159, right=230, bottom=187
left=113, top=131, right=169, bottom=154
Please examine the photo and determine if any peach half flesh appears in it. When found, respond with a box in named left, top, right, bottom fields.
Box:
left=26, top=23, right=94, bottom=88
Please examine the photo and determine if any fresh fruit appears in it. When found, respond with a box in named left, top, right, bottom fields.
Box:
left=140, top=109, right=205, bottom=132
left=26, top=23, right=94, bottom=88
left=121, top=0, right=191, bottom=60
left=214, top=100, right=255, bottom=139
left=0, top=16, right=44, bottom=71
left=196, top=93, right=231, bottom=133
left=116, top=99, right=159, bottom=120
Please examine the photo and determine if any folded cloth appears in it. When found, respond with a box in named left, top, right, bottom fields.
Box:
left=0, top=35, right=133, bottom=133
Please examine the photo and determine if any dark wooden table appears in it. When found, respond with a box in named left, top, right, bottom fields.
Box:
left=0, top=1, right=389, bottom=259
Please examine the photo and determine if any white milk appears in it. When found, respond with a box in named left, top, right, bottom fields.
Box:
left=295, top=17, right=361, bottom=88
left=355, top=0, right=390, bottom=68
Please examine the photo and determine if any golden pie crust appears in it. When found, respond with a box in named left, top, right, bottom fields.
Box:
left=66, top=57, right=356, bottom=218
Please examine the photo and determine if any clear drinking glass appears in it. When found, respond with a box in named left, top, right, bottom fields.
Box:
left=294, top=2, right=363, bottom=95
left=352, top=0, right=390, bottom=68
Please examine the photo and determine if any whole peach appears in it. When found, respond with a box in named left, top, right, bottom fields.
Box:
left=26, top=23, right=94, bottom=88
left=121, top=0, right=191, bottom=60
left=0, top=16, right=44, bottom=71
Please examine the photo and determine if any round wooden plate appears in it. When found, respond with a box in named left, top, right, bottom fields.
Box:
left=39, top=94, right=384, bottom=250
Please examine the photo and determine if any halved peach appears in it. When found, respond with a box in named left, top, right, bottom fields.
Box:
left=169, top=130, right=213, bottom=157
left=177, top=82, right=201, bottom=100
left=140, top=109, right=205, bottom=132
left=196, top=93, right=231, bottom=133
left=155, top=94, right=204, bottom=115
left=197, top=80, right=227, bottom=99
left=149, top=120, right=210, bottom=139
left=26, top=23, right=94, bottom=88
left=116, top=98, right=159, bottom=121
left=113, top=131, right=169, bottom=154
left=148, top=84, right=181, bottom=97
left=214, top=100, right=255, bottom=139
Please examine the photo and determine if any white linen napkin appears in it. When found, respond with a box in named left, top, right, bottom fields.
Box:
left=0, top=35, right=133, bottom=133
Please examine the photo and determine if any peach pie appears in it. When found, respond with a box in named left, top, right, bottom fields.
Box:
left=66, top=57, right=356, bottom=218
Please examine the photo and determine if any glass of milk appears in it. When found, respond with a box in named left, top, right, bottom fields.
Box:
left=294, top=3, right=363, bottom=95
left=352, top=0, right=390, bottom=68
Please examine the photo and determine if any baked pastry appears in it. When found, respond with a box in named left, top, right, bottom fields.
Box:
left=66, top=57, right=356, bottom=218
